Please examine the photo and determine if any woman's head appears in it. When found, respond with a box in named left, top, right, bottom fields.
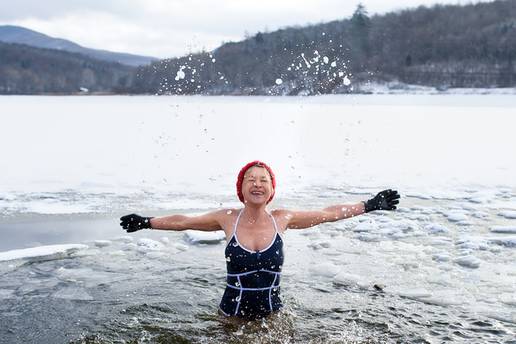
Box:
left=236, top=161, right=276, bottom=204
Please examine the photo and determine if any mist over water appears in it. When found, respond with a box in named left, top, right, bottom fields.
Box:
left=0, top=95, right=515, bottom=343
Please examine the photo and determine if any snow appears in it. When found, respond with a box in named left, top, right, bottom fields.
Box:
left=0, top=244, right=89, bottom=262
left=454, top=255, right=481, bottom=269
left=94, top=240, right=112, bottom=247
left=309, top=262, right=340, bottom=278
left=424, top=223, right=449, bottom=234
left=498, top=210, right=516, bottom=219
left=490, top=226, right=516, bottom=234
left=184, top=230, right=225, bottom=244
left=175, top=68, right=185, bottom=80
left=136, top=238, right=164, bottom=252
left=444, top=212, right=468, bottom=222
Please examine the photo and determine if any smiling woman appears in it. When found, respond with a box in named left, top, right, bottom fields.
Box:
left=120, top=160, right=400, bottom=320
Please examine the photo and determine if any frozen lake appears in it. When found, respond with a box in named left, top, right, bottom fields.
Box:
left=0, top=95, right=515, bottom=343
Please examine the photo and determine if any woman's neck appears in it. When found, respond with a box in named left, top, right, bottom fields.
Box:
left=242, top=204, right=268, bottom=224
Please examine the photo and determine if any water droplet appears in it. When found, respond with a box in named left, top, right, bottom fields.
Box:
left=226, top=210, right=233, bottom=214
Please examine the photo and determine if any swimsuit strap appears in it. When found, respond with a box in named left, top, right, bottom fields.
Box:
left=232, top=209, right=244, bottom=237
left=268, top=211, right=280, bottom=235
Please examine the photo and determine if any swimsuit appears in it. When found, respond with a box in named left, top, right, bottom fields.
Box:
left=219, top=209, right=284, bottom=319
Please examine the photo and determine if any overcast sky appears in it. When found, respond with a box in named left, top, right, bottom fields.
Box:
left=1, top=0, right=492, bottom=58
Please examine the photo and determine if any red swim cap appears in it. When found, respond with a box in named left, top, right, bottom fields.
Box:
left=236, top=160, right=276, bottom=204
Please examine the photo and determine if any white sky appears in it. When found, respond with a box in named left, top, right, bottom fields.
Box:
left=0, top=0, right=493, bottom=58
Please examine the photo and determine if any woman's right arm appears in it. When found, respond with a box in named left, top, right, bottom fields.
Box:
left=150, top=210, right=225, bottom=231
left=120, top=210, right=229, bottom=233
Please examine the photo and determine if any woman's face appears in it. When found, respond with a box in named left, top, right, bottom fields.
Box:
left=242, top=166, right=274, bottom=205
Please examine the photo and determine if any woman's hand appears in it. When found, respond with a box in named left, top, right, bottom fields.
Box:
left=364, top=189, right=400, bottom=212
left=120, top=214, right=153, bottom=232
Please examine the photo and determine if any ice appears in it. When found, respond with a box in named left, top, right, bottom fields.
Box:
left=352, top=220, right=378, bottom=232
left=397, top=288, right=432, bottom=300
left=22, top=198, right=94, bottom=214
left=173, top=243, right=189, bottom=251
left=497, top=210, right=516, bottom=219
left=390, top=219, right=419, bottom=231
left=488, top=236, right=516, bottom=247
left=184, top=230, right=225, bottom=244
left=455, top=237, right=489, bottom=251
left=424, top=223, right=449, bottom=234
left=0, top=244, right=89, bottom=262
left=52, top=286, right=94, bottom=301
left=499, top=294, right=516, bottom=306
left=309, top=262, right=340, bottom=278
left=445, top=212, right=468, bottom=222
left=113, top=236, right=133, bottom=243
left=275, top=78, right=283, bottom=85
left=333, top=272, right=369, bottom=289
left=136, top=238, right=164, bottom=252
left=160, top=237, right=170, bottom=244
left=432, top=253, right=451, bottom=262
left=454, top=255, right=481, bottom=268
left=0, top=289, right=15, bottom=299
left=357, top=234, right=381, bottom=242
left=94, top=240, right=112, bottom=248
left=418, top=292, right=467, bottom=306
left=343, top=76, right=351, bottom=86
left=490, top=226, right=516, bottom=234
left=429, top=237, right=452, bottom=246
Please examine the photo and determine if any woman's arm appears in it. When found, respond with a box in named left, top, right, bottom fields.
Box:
left=275, top=202, right=365, bottom=230
left=120, top=209, right=228, bottom=232
left=150, top=210, right=225, bottom=231
left=275, top=189, right=400, bottom=230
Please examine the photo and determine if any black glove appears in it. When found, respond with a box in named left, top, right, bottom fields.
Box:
left=120, top=214, right=153, bottom=233
left=364, top=189, right=400, bottom=212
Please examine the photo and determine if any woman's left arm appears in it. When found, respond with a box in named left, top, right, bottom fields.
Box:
left=275, top=189, right=400, bottom=230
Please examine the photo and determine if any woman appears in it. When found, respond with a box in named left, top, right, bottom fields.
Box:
left=120, top=160, right=400, bottom=320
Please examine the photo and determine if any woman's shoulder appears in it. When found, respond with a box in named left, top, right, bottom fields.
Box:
left=270, top=209, right=292, bottom=233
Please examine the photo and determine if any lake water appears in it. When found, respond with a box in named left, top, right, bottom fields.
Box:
left=0, top=95, right=515, bottom=343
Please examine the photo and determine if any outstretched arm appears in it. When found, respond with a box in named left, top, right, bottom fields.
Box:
left=276, top=202, right=365, bottom=230
left=276, top=189, right=400, bottom=230
left=120, top=210, right=226, bottom=233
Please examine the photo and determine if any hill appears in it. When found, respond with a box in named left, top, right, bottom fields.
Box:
left=0, top=25, right=157, bottom=67
left=132, top=0, right=516, bottom=95
left=0, top=42, right=134, bottom=94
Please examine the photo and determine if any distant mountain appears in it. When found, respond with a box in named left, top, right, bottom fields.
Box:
left=0, top=41, right=134, bottom=94
left=0, top=25, right=157, bottom=67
